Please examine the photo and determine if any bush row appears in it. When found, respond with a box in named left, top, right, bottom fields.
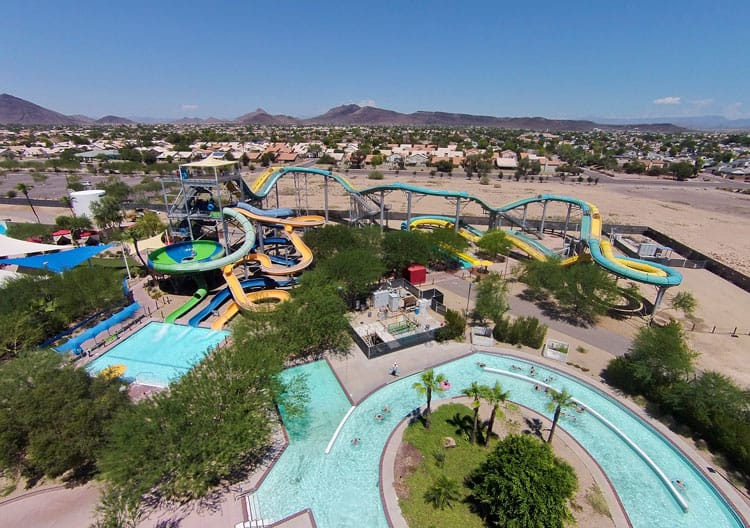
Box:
left=492, top=316, right=547, bottom=349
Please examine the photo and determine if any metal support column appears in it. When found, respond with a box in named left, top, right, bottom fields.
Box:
left=563, top=203, right=572, bottom=254
left=323, top=174, right=329, bottom=223
left=454, top=197, right=461, bottom=232
left=540, top=200, right=548, bottom=234
left=406, top=192, right=413, bottom=228
left=522, top=204, right=527, bottom=229
left=651, top=286, right=667, bottom=321
left=379, top=190, right=385, bottom=231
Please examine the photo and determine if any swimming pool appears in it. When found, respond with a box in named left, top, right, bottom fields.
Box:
left=251, top=354, right=744, bottom=528
left=85, top=322, right=229, bottom=387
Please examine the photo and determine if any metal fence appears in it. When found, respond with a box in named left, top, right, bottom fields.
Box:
left=350, top=325, right=438, bottom=359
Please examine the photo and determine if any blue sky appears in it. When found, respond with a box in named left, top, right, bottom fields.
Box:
left=2, top=0, right=748, bottom=120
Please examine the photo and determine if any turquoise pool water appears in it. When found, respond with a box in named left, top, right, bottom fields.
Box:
left=252, top=354, right=744, bottom=528
left=85, top=322, right=229, bottom=387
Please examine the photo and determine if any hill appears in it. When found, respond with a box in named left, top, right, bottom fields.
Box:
left=235, top=108, right=299, bottom=125
left=0, top=93, right=83, bottom=125
left=0, top=93, right=687, bottom=132
left=304, top=104, right=685, bottom=132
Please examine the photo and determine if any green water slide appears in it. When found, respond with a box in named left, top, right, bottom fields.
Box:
left=164, top=275, right=208, bottom=323
left=148, top=208, right=256, bottom=274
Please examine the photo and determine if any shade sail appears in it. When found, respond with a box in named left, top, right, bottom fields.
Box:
left=0, top=243, right=115, bottom=273
left=0, top=234, right=73, bottom=258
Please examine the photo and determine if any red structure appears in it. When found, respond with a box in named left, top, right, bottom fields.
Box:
left=407, top=264, right=426, bottom=285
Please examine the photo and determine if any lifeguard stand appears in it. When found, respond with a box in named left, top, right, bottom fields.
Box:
left=160, top=158, right=247, bottom=249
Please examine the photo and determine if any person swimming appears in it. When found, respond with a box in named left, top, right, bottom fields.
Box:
left=352, top=437, right=361, bottom=446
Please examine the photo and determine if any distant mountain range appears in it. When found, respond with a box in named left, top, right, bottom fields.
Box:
left=594, top=115, right=750, bottom=131
left=7, top=92, right=745, bottom=132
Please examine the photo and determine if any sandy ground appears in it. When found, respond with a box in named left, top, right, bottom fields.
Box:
left=267, top=169, right=750, bottom=275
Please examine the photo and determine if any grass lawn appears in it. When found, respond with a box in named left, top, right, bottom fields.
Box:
left=399, top=403, right=490, bottom=528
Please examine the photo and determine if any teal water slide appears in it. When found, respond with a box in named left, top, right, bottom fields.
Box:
left=246, top=167, right=681, bottom=287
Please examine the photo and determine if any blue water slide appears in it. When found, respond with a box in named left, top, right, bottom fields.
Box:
left=187, top=277, right=294, bottom=327
left=56, top=302, right=142, bottom=354
left=235, top=202, right=294, bottom=218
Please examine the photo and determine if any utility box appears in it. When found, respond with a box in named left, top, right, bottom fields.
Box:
left=407, top=264, right=427, bottom=285
left=637, top=243, right=658, bottom=257
left=372, top=290, right=389, bottom=309
left=388, top=292, right=400, bottom=312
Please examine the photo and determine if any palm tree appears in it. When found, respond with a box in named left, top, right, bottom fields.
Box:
left=16, top=183, right=40, bottom=223
left=462, top=381, right=486, bottom=444
left=59, top=195, right=75, bottom=216
left=412, top=368, right=447, bottom=430
left=545, top=388, right=575, bottom=443
left=424, top=475, right=461, bottom=510
left=483, top=382, right=510, bottom=445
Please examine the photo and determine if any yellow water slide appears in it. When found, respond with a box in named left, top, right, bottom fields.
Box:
left=408, top=217, right=492, bottom=267
left=251, top=166, right=282, bottom=194
left=210, top=289, right=291, bottom=330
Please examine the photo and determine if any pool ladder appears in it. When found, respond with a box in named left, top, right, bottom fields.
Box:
left=236, top=493, right=272, bottom=528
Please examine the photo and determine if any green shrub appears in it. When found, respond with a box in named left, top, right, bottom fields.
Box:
left=435, top=309, right=466, bottom=342
left=492, top=316, right=547, bottom=348
left=368, top=170, right=384, bottom=180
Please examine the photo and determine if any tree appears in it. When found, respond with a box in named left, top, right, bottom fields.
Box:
left=15, top=183, right=40, bottom=223
left=468, top=434, right=577, bottom=528
left=520, top=260, right=620, bottom=325
left=101, top=176, right=131, bottom=202
left=412, top=368, right=447, bottom=430
left=669, top=161, right=695, bottom=181
left=59, top=195, right=75, bottom=216
left=271, top=276, right=352, bottom=359
left=127, top=211, right=165, bottom=267
left=606, top=322, right=697, bottom=398
left=671, top=291, right=697, bottom=316
left=348, top=150, right=366, bottom=169
left=55, top=215, right=93, bottom=243
left=482, top=382, right=510, bottom=445
left=382, top=230, right=436, bottom=273
left=370, top=154, right=384, bottom=168
left=424, top=475, right=461, bottom=510
left=316, top=248, right=386, bottom=300
left=545, top=388, right=575, bottom=443
left=462, top=381, right=487, bottom=444
left=0, top=349, right=130, bottom=479
left=90, top=196, right=124, bottom=231
left=476, top=229, right=511, bottom=260
left=473, top=272, right=509, bottom=324
left=259, top=152, right=276, bottom=167
left=434, top=159, right=454, bottom=173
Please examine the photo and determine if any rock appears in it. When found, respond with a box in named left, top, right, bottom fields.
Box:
left=443, top=436, right=456, bottom=448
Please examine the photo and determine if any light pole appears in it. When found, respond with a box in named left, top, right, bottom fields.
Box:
left=121, top=242, right=132, bottom=280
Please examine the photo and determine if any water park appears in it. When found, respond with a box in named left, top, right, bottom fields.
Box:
left=1, top=161, right=748, bottom=528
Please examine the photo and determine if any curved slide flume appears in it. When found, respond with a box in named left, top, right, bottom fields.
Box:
left=148, top=208, right=256, bottom=274
left=188, top=277, right=291, bottom=327
left=210, top=290, right=291, bottom=330
left=246, top=168, right=682, bottom=287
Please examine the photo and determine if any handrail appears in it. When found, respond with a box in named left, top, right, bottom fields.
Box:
left=325, top=405, right=356, bottom=454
